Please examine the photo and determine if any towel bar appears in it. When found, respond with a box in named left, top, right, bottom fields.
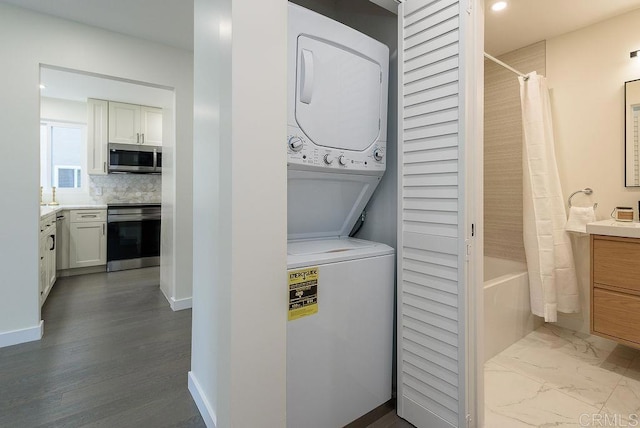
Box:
left=568, top=188, right=598, bottom=209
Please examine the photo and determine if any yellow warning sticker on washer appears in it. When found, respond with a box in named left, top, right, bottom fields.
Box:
left=288, top=267, right=318, bottom=321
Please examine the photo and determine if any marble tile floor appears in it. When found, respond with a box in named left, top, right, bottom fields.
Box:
left=485, top=324, right=640, bottom=427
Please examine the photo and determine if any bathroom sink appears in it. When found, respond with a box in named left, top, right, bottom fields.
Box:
left=586, top=219, right=640, bottom=238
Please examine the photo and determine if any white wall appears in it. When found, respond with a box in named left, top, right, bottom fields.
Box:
left=0, top=3, right=193, bottom=345
left=547, top=8, right=640, bottom=333
left=190, top=0, right=287, bottom=426
left=40, top=97, right=87, bottom=123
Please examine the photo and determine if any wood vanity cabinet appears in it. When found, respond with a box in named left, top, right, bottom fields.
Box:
left=591, top=235, right=640, bottom=349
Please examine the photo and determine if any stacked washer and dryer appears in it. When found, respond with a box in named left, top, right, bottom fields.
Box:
left=286, top=4, right=394, bottom=428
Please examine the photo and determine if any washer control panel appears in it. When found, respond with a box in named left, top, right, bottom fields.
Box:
left=286, top=128, right=386, bottom=174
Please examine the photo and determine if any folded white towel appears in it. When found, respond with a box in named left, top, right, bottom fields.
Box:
left=565, top=206, right=596, bottom=234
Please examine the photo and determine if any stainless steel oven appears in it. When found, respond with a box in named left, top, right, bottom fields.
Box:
left=107, top=203, right=161, bottom=272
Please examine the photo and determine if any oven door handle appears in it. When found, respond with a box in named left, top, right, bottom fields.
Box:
left=107, top=214, right=161, bottom=222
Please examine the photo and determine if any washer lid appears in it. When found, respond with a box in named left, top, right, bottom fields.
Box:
left=287, top=237, right=394, bottom=269
left=287, top=170, right=381, bottom=240
left=294, top=35, right=383, bottom=152
left=288, top=237, right=375, bottom=256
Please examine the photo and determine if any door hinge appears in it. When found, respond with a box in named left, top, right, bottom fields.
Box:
left=466, top=0, right=472, bottom=14
left=466, top=414, right=472, bottom=427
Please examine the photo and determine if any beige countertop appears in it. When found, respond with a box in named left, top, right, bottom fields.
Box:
left=587, top=219, right=640, bottom=239
left=40, top=204, right=107, bottom=218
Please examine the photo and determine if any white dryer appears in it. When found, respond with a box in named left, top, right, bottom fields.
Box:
left=286, top=4, right=394, bottom=428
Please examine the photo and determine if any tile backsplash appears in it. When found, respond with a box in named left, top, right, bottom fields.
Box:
left=89, top=174, right=161, bottom=204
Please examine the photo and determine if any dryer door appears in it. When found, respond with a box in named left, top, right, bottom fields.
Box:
left=295, top=35, right=383, bottom=152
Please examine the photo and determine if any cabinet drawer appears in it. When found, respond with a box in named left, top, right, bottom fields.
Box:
left=70, top=209, right=106, bottom=223
left=593, top=237, right=640, bottom=292
left=40, top=213, right=56, bottom=231
left=593, top=288, right=640, bottom=345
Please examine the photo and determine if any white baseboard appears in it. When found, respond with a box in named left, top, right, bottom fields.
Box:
left=0, top=320, right=43, bottom=348
left=159, top=284, right=192, bottom=311
left=171, top=296, right=193, bottom=311
left=188, top=371, right=217, bottom=427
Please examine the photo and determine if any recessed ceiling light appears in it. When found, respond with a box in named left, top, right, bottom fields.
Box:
left=39, top=84, right=46, bottom=90
left=491, top=1, right=507, bottom=11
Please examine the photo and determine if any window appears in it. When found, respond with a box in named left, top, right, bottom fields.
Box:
left=54, top=165, right=82, bottom=188
left=40, top=122, right=87, bottom=191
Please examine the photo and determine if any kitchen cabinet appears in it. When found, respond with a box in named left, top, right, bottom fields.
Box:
left=108, top=101, right=162, bottom=146
left=56, top=210, right=70, bottom=270
left=39, top=212, right=57, bottom=305
left=87, top=99, right=108, bottom=175
left=69, top=209, right=107, bottom=269
left=591, top=235, right=640, bottom=349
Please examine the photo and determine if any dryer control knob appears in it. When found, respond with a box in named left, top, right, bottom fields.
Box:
left=338, top=155, right=347, bottom=166
left=374, top=149, right=383, bottom=161
left=324, top=154, right=334, bottom=165
left=288, top=136, right=303, bottom=152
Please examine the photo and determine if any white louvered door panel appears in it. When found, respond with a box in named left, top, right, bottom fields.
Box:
left=398, top=0, right=472, bottom=427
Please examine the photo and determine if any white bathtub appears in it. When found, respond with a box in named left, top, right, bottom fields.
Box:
left=484, top=256, right=543, bottom=361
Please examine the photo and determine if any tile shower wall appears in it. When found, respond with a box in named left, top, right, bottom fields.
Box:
left=89, top=174, right=161, bottom=204
left=484, top=41, right=546, bottom=262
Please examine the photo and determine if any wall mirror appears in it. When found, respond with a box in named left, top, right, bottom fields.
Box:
left=625, top=79, right=640, bottom=186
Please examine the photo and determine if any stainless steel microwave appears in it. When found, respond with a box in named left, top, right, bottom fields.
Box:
left=108, top=143, right=162, bottom=174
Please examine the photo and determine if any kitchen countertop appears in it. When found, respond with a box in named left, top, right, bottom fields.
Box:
left=40, top=204, right=107, bottom=218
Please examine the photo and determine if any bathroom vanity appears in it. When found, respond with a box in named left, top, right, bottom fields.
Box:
left=588, top=220, right=640, bottom=349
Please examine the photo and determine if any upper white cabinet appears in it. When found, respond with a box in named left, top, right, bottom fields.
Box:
left=140, top=106, right=163, bottom=145
left=87, top=99, right=108, bottom=175
left=108, top=101, right=162, bottom=146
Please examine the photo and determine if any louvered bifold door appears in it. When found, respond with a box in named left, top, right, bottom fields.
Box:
left=397, top=0, right=468, bottom=427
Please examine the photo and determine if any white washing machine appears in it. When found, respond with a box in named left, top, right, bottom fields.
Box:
left=287, top=238, right=394, bottom=428
left=287, top=4, right=393, bottom=428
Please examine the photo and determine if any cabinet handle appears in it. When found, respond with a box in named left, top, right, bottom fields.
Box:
left=103, top=161, right=107, bottom=173
left=103, top=224, right=105, bottom=235
left=141, top=133, right=145, bottom=144
left=137, top=133, right=140, bottom=144
left=81, top=214, right=97, bottom=218
left=50, top=235, right=55, bottom=251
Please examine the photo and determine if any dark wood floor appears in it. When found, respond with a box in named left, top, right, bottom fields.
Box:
left=1, top=268, right=412, bottom=428
left=350, top=400, right=415, bottom=428
left=0, top=267, right=205, bottom=428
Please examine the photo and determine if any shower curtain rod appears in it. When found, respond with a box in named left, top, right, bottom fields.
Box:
left=484, top=52, right=529, bottom=80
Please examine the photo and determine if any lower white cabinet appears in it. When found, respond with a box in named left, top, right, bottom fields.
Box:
left=69, top=209, right=107, bottom=269
left=56, top=211, right=70, bottom=270
left=39, top=213, right=57, bottom=306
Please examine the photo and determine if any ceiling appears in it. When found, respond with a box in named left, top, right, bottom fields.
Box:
left=0, top=0, right=193, bottom=51
left=485, top=0, right=640, bottom=56
left=4, top=0, right=640, bottom=57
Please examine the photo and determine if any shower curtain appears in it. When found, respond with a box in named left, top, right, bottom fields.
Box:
left=519, top=72, right=579, bottom=322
